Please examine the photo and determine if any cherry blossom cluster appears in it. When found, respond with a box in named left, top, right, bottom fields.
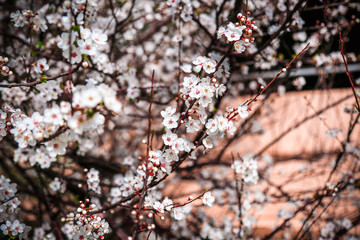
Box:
left=72, top=83, right=122, bottom=115
left=10, top=9, right=47, bottom=32
left=86, top=168, right=101, bottom=194
left=55, top=1, right=108, bottom=65
left=231, top=156, right=259, bottom=184
left=0, top=103, right=69, bottom=161
left=320, top=219, right=353, bottom=240
left=109, top=173, right=144, bottom=204
left=314, top=52, right=357, bottom=67
left=32, top=222, right=56, bottom=240
left=0, top=175, right=31, bottom=239
left=133, top=190, right=215, bottom=235
left=166, top=0, right=200, bottom=22
left=61, top=199, right=110, bottom=240
left=1, top=83, right=121, bottom=168
left=49, top=177, right=66, bottom=193
left=218, top=13, right=257, bottom=54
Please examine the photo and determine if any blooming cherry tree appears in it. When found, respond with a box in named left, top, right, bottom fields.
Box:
left=0, top=0, right=359, bottom=239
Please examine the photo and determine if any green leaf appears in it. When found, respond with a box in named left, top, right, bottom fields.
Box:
left=86, top=109, right=95, bottom=118
left=116, top=0, right=126, bottom=6
left=36, top=41, right=45, bottom=48
left=72, top=25, right=80, bottom=32
left=40, top=75, right=47, bottom=83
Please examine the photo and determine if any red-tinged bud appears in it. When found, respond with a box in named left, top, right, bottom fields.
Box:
left=247, top=12, right=251, bottom=16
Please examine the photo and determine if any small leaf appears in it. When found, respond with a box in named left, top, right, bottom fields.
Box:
left=72, top=25, right=80, bottom=32
left=40, top=75, right=47, bottom=83
left=86, top=109, right=95, bottom=118
left=36, top=41, right=45, bottom=48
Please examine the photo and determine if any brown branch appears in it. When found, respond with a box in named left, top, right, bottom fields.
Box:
left=0, top=63, right=82, bottom=88
left=339, top=29, right=360, bottom=111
